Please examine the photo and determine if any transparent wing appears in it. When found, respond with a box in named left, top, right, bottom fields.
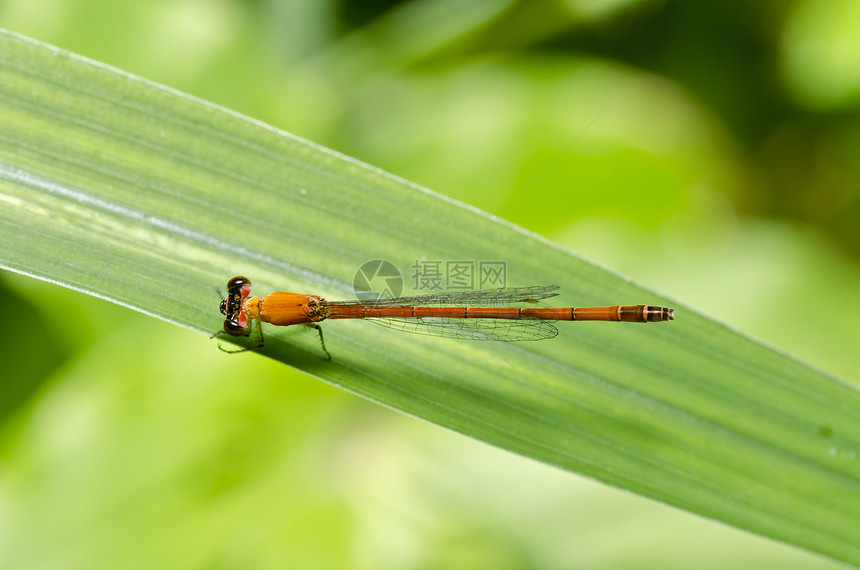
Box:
left=331, top=285, right=560, bottom=308
left=366, top=315, right=559, bottom=342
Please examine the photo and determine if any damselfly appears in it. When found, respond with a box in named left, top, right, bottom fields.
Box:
left=219, top=276, right=674, bottom=358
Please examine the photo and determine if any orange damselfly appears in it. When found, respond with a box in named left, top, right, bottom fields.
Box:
left=219, top=276, right=674, bottom=358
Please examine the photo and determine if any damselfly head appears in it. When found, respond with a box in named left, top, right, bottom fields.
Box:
left=223, top=318, right=248, bottom=336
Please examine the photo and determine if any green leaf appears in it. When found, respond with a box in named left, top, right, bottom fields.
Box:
left=1, top=29, right=859, bottom=565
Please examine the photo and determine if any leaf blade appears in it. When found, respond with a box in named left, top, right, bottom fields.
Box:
left=1, top=29, right=859, bottom=565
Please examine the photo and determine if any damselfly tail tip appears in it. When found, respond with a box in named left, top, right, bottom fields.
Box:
left=647, top=306, right=674, bottom=321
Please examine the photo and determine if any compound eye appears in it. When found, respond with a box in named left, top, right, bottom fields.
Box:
left=227, top=276, right=250, bottom=290
left=223, top=319, right=248, bottom=336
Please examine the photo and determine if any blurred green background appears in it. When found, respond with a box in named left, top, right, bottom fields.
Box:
left=1, top=0, right=859, bottom=568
